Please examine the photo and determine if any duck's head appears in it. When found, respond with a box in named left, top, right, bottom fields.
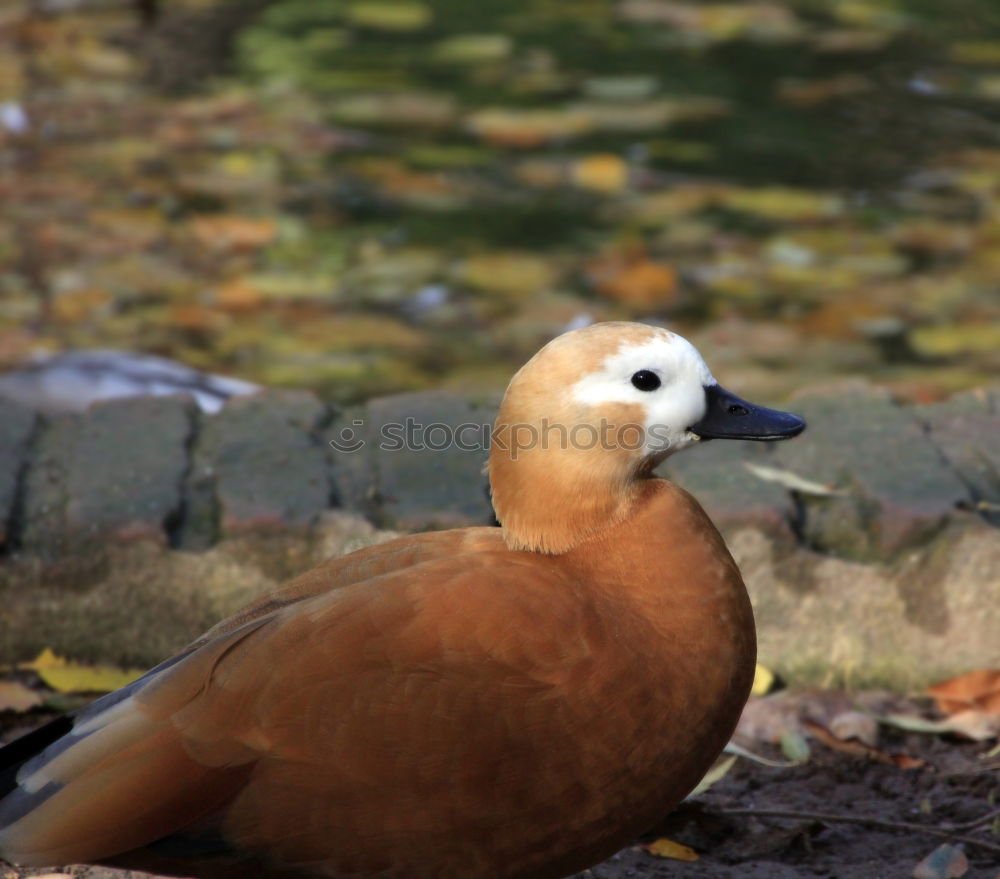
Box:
left=488, top=321, right=805, bottom=554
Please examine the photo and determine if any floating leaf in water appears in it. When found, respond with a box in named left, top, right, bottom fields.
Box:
left=586, top=250, right=678, bottom=309
left=719, top=187, right=843, bottom=221
left=777, top=74, right=870, bottom=107
left=582, top=76, right=659, bottom=101
left=466, top=108, right=592, bottom=147
left=456, top=253, right=560, bottom=298
left=813, top=28, right=891, bottom=53
left=345, top=2, right=432, bottom=31
left=570, top=154, right=628, bottom=193
left=189, top=215, right=277, bottom=254
left=950, top=41, right=1000, bottom=66
left=330, top=92, right=456, bottom=127
left=431, top=34, right=512, bottom=65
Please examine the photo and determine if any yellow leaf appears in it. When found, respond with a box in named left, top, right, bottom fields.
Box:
left=18, top=647, right=65, bottom=671
left=571, top=154, right=629, bottom=193
left=690, top=754, right=736, bottom=796
left=20, top=649, right=144, bottom=694
left=751, top=662, right=776, bottom=696
left=642, top=838, right=699, bottom=861
left=346, top=2, right=432, bottom=31
left=0, top=681, right=43, bottom=712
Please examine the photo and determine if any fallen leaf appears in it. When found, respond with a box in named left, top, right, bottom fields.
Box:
left=642, top=838, right=699, bottom=861
left=0, top=680, right=43, bottom=712
left=723, top=741, right=797, bottom=767
left=928, top=669, right=1000, bottom=715
left=828, top=710, right=879, bottom=747
left=912, top=843, right=969, bottom=879
left=744, top=462, right=845, bottom=496
left=881, top=711, right=1000, bottom=742
left=752, top=663, right=776, bottom=696
left=19, top=649, right=144, bottom=695
left=689, top=754, right=736, bottom=796
left=803, top=720, right=924, bottom=768
left=780, top=730, right=811, bottom=764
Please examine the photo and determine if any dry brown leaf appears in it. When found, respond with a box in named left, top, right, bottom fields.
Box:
left=0, top=680, right=43, bottom=712
left=189, top=215, right=277, bottom=254
left=587, top=252, right=678, bottom=309
left=927, top=669, right=1000, bottom=715
left=828, top=709, right=879, bottom=747
left=803, top=720, right=924, bottom=769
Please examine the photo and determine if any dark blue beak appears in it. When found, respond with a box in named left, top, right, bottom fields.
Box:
left=690, top=384, right=806, bottom=441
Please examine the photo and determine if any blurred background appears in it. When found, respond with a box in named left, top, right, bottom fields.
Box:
left=2, top=0, right=1000, bottom=405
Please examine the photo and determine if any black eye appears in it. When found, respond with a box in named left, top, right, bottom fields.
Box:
left=631, top=370, right=661, bottom=392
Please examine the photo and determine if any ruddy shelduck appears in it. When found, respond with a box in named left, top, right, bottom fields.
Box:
left=0, top=321, right=805, bottom=879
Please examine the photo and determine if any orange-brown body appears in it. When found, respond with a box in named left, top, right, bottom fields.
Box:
left=1, top=481, right=753, bottom=879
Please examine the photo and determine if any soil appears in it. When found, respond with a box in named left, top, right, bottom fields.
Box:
left=2, top=717, right=998, bottom=879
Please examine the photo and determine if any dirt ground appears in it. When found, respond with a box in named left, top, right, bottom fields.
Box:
left=1, top=719, right=997, bottom=879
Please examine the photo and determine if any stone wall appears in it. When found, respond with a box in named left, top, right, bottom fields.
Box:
left=0, top=384, right=998, bottom=687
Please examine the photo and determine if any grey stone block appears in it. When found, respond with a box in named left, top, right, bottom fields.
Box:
left=19, top=396, right=195, bottom=558
left=335, top=390, right=497, bottom=531
left=916, top=389, right=1000, bottom=526
left=179, top=390, right=332, bottom=547
left=662, top=439, right=796, bottom=541
left=0, top=398, right=37, bottom=546
left=770, top=383, right=970, bottom=559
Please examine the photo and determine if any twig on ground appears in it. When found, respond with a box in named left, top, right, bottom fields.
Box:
left=947, top=806, right=1000, bottom=832
left=720, top=808, right=1000, bottom=855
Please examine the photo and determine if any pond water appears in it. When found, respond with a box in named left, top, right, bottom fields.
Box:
left=2, top=0, right=1000, bottom=403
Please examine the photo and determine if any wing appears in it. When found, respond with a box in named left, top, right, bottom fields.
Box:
left=191, top=526, right=503, bottom=644
left=0, top=542, right=596, bottom=877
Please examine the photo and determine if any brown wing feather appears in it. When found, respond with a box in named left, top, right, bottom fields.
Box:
left=2, top=536, right=592, bottom=876
left=192, top=527, right=502, bottom=644
left=0, top=618, right=270, bottom=866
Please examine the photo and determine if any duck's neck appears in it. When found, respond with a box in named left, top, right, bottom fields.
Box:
left=489, top=439, right=647, bottom=555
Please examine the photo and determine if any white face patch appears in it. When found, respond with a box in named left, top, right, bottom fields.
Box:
left=570, top=331, right=717, bottom=458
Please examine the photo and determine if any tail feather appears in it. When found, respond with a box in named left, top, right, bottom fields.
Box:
left=0, top=620, right=269, bottom=868
left=0, top=715, right=74, bottom=802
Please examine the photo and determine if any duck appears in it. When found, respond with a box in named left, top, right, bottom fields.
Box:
left=0, top=321, right=804, bottom=879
